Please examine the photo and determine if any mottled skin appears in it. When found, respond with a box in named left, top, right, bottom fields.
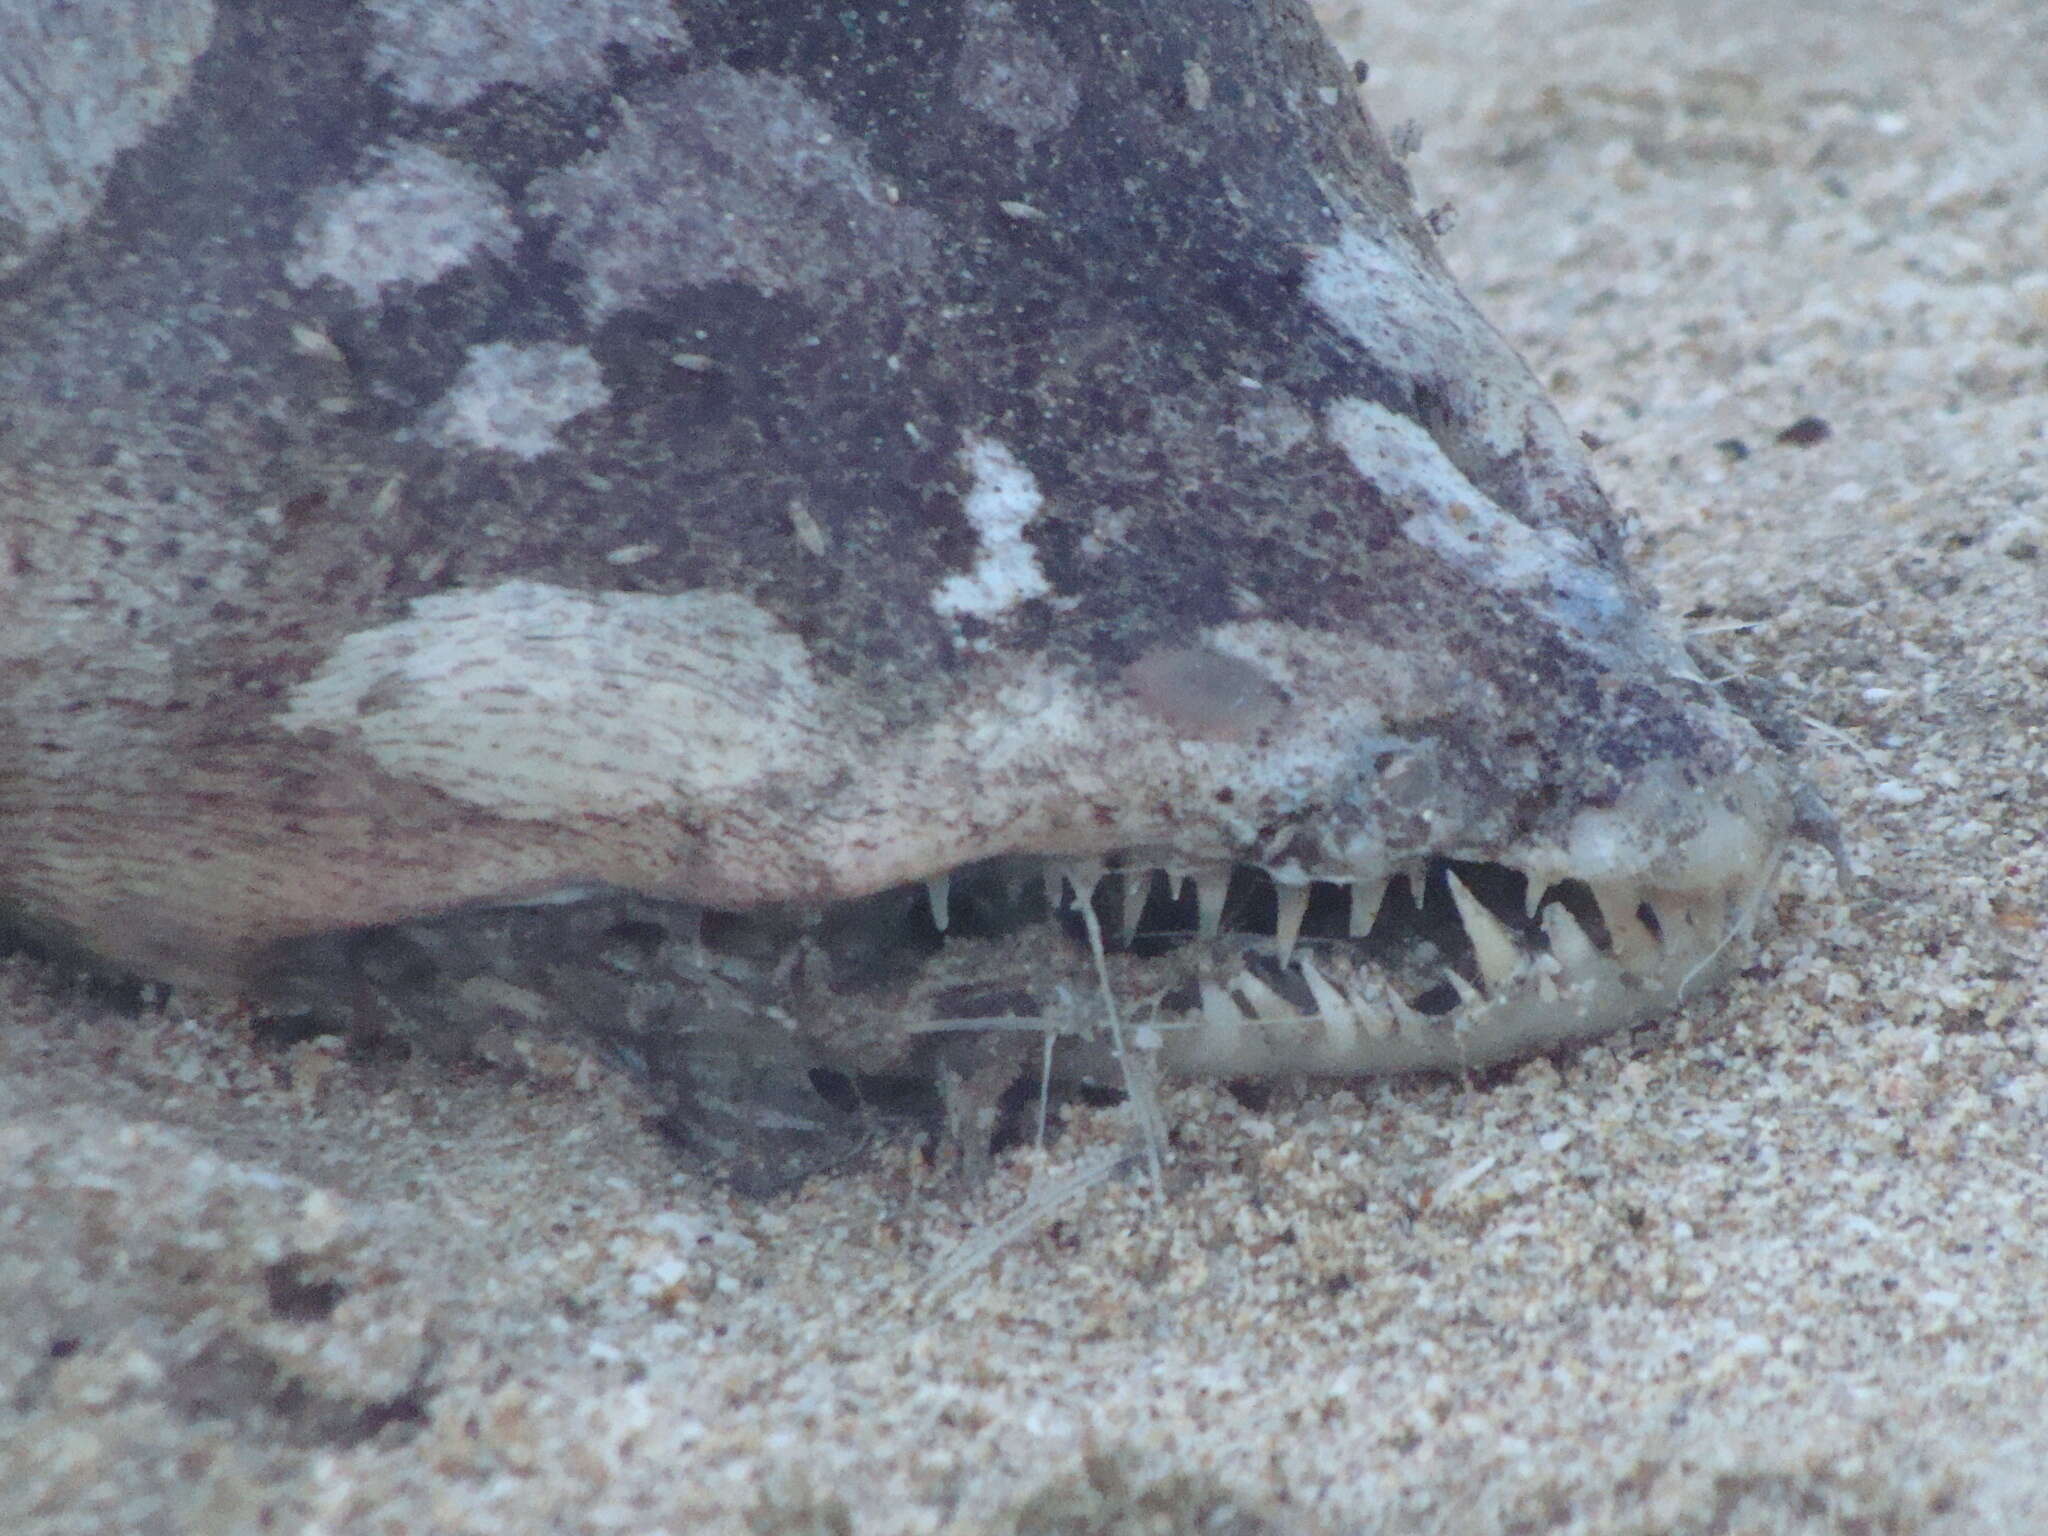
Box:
left=3, top=0, right=1798, bottom=1149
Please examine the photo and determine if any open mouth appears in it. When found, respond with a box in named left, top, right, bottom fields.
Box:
left=264, top=830, right=1777, bottom=1192
left=698, top=846, right=1771, bottom=1080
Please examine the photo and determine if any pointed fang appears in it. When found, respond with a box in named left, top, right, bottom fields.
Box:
left=1445, top=870, right=1522, bottom=991
left=1344, top=973, right=1403, bottom=1038
left=1445, top=969, right=1483, bottom=1009
left=1121, top=868, right=1156, bottom=947
left=1195, top=867, right=1228, bottom=940
left=926, top=874, right=951, bottom=933
left=1349, top=877, right=1390, bottom=939
left=1296, top=956, right=1360, bottom=1050
left=1541, top=902, right=1600, bottom=972
left=1273, top=881, right=1309, bottom=966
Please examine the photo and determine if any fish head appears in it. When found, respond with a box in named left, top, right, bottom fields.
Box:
left=0, top=0, right=1798, bottom=1079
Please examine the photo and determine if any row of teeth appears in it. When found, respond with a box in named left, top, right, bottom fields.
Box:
left=921, top=860, right=1665, bottom=997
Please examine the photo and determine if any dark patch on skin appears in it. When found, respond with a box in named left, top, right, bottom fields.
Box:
left=96, top=4, right=388, bottom=258
left=1594, top=682, right=1716, bottom=778
left=398, top=85, right=627, bottom=198
left=34, top=0, right=1434, bottom=711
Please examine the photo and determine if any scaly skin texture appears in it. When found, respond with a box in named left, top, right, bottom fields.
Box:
left=1, top=1, right=1796, bottom=1138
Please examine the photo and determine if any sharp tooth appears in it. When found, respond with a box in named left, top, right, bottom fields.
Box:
left=1591, top=882, right=1659, bottom=972
left=1195, top=867, right=1229, bottom=940
left=1391, top=988, right=1424, bottom=1030
left=926, top=874, right=951, bottom=933
left=1444, top=969, right=1483, bottom=1009
left=1348, top=876, right=1389, bottom=938
left=1340, top=973, right=1405, bottom=1038
left=1541, top=902, right=1600, bottom=971
left=1200, top=978, right=1244, bottom=1033
left=1063, top=860, right=1105, bottom=914
left=1444, top=870, right=1522, bottom=991
left=1296, top=956, right=1360, bottom=1050
left=1227, top=969, right=1297, bottom=1022
left=1272, top=880, right=1309, bottom=966
left=1120, top=868, right=1156, bottom=946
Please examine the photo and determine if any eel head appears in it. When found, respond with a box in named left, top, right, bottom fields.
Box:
left=0, top=1, right=1804, bottom=1152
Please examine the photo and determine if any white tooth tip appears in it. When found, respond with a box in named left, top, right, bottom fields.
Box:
left=1273, top=882, right=1310, bottom=966
left=1445, top=970, right=1484, bottom=1008
left=1120, top=868, right=1157, bottom=945
left=1196, top=870, right=1228, bottom=940
left=1444, top=870, right=1523, bottom=991
left=1297, top=955, right=1356, bottom=1028
left=1541, top=902, right=1600, bottom=970
left=926, top=875, right=951, bottom=933
left=1349, top=875, right=1391, bottom=938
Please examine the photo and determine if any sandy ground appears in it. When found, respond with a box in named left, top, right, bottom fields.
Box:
left=5, top=1, right=2044, bottom=1531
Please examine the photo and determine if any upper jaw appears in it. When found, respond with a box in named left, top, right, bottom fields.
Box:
left=628, top=611, right=1801, bottom=1081
left=832, top=735, right=1794, bottom=1080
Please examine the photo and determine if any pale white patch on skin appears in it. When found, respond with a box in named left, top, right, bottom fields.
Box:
left=953, top=0, right=1080, bottom=149
left=1325, top=393, right=1491, bottom=516
left=278, top=583, right=833, bottom=819
left=932, top=436, right=1053, bottom=622
left=1324, top=396, right=1628, bottom=638
left=1304, top=226, right=1601, bottom=515
left=286, top=142, right=517, bottom=307
left=527, top=68, right=936, bottom=318
left=425, top=341, right=610, bottom=459
left=1232, top=398, right=1317, bottom=457
left=364, top=0, right=687, bottom=110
